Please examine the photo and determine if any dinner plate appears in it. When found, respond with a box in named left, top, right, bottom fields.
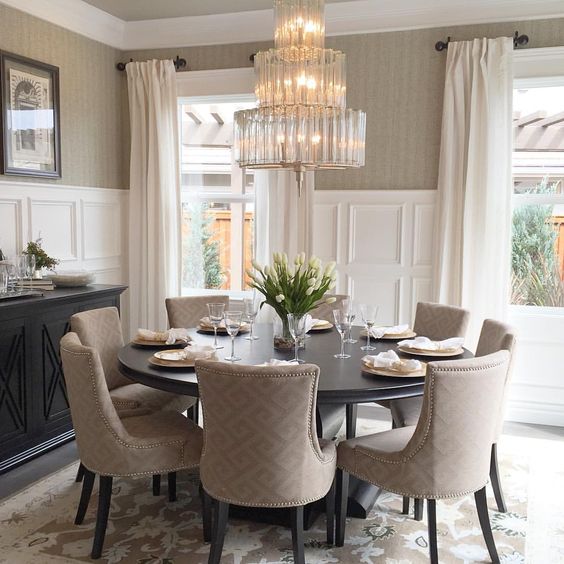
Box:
left=149, top=349, right=196, bottom=368
left=361, top=360, right=427, bottom=378
left=197, top=324, right=250, bottom=335
left=309, top=321, right=333, bottom=331
left=360, top=328, right=417, bottom=340
left=397, top=345, right=464, bottom=357
left=132, top=338, right=187, bottom=347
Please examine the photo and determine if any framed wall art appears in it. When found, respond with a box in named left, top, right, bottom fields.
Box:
left=0, top=51, right=61, bottom=178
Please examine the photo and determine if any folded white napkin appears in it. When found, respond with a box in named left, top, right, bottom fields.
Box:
left=258, top=359, right=299, bottom=366
left=398, top=336, right=463, bottom=351
left=182, top=344, right=217, bottom=360
left=370, top=324, right=409, bottom=339
left=362, top=350, right=422, bottom=372
left=200, top=316, right=225, bottom=328
left=137, top=328, right=191, bottom=345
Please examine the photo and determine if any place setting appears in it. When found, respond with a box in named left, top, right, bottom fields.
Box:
left=131, top=327, right=192, bottom=347
left=396, top=336, right=465, bottom=357
left=361, top=349, right=427, bottom=378
left=148, top=344, right=217, bottom=368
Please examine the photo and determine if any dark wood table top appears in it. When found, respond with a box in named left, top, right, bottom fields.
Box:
left=119, top=324, right=473, bottom=405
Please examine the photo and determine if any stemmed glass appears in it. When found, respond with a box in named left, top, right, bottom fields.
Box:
left=343, top=299, right=357, bottom=344
left=243, top=293, right=260, bottom=341
left=287, top=313, right=307, bottom=364
left=224, top=311, right=243, bottom=362
left=207, top=303, right=226, bottom=350
left=333, top=309, right=351, bottom=359
left=360, top=304, right=379, bottom=351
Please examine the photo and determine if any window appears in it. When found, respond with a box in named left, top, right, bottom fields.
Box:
left=178, top=96, right=256, bottom=296
left=511, top=84, right=564, bottom=308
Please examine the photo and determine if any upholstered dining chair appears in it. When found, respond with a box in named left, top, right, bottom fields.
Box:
left=336, top=351, right=510, bottom=564
left=70, top=307, right=196, bottom=490
left=60, top=332, right=203, bottom=559
left=310, top=294, right=349, bottom=323
left=165, top=295, right=230, bottom=328
left=391, top=319, right=517, bottom=515
left=195, top=360, right=337, bottom=564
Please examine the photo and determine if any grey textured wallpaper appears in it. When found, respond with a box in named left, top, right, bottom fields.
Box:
left=0, top=5, right=126, bottom=189
left=126, top=17, right=564, bottom=191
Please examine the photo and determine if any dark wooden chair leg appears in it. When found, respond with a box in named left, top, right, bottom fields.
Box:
left=152, top=474, right=161, bottom=496
left=402, top=496, right=410, bottom=515
left=414, top=498, right=424, bottom=521
left=427, top=499, right=438, bottom=564
left=209, top=499, right=229, bottom=564
left=335, top=468, right=350, bottom=547
left=291, top=506, right=305, bottom=564
left=325, top=478, right=336, bottom=545
left=75, top=468, right=96, bottom=525
left=75, top=462, right=85, bottom=483
left=201, top=485, right=213, bottom=543
left=489, top=443, right=507, bottom=513
left=475, top=486, right=501, bottom=563
left=91, top=475, right=113, bottom=560
left=167, top=472, right=177, bottom=502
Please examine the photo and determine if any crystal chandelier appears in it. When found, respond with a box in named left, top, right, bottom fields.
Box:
left=234, top=0, right=366, bottom=194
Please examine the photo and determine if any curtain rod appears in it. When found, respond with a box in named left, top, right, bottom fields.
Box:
left=116, top=55, right=188, bottom=71
left=435, top=31, right=529, bottom=52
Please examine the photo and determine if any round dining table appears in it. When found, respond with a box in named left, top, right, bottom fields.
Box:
left=118, top=323, right=472, bottom=520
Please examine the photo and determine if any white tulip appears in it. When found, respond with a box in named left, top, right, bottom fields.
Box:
left=299, top=251, right=306, bottom=264
left=305, top=287, right=314, bottom=295
left=251, top=260, right=263, bottom=272
left=326, top=296, right=337, bottom=304
left=308, top=255, right=318, bottom=268
left=275, top=294, right=285, bottom=303
left=308, top=277, right=317, bottom=286
left=324, top=261, right=336, bottom=275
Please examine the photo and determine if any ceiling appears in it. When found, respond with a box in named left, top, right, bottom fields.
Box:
left=82, top=0, right=356, bottom=21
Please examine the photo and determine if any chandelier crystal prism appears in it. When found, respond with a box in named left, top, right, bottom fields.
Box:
left=234, top=0, right=366, bottom=193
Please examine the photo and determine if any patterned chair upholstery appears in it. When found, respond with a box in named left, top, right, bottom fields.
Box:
left=165, top=295, right=230, bottom=328
left=336, top=351, right=510, bottom=563
left=60, top=332, right=203, bottom=559
left=310, top=294, right=349, bottom=323
left=195, top=360, right=337, bottom=564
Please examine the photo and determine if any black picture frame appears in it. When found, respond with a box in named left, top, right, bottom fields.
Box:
left=0, top=51, right=61, bottom=178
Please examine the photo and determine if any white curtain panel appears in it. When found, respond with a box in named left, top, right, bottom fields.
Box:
left=126, top=60, right=181, bottom=336
left=433, top=37, right=513, bottom=346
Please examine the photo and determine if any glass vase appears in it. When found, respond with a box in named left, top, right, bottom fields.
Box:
left=273, top=314, right=296, bottom=350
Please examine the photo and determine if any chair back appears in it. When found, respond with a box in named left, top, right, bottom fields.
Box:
left=413, top=302, right=470, bottom=340
left=196, top=360, right=334, bottom=507
left=70, top=307, right=130, bottom=390
left=166, top=295, right=230, bottom=328
left=310, top=294, right=349, bottom=323
left=403, top=351, right=509, bottom=497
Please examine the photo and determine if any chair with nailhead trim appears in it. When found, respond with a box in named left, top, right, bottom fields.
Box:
left=60, top=332, right=204, bottom=559
left=336, top=351, right=510, bottom=564
left=195, top=360, right=337, bottom=564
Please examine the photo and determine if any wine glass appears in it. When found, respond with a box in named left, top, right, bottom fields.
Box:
left=360, top=304, right=379, bottom=351
left=287, top=313, right=307, bottom=364
left=243, top=293, right=260, bottom=341
left=15, top=255, right=30, bottom=289
left=207, top=303, right=226, bottom=350
left=224, top=311, right=243, bottom=362
left=332, top=309, right=351, bottom=359
left=343, top=299, right=357, bottom=344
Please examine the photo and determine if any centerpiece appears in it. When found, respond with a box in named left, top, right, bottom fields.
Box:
left=247, top=252, right=337, bottom=349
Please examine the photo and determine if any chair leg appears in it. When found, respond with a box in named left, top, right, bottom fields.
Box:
left=402, top=496, right=410, bottom=515
left=489, top=443, right=507, bottom=513
left=167, top=472, right=177, bottom=502
left=91, top=475, right=113, bottom=560
left=475, top=486, right=501, bottom=563
left=74, top=468, right=96, bottom=525
left=152, top=474, right=161, bottom=496
left=208, top=500, right=229, bottom=564
left=427, top=499, right=438, bottom=564
left=414, top=498, right=424, bottom=521
left=201, top=485, right=213, bottom=543
left=291, top=506, right=305, bottom=564
left=325, top=478, right=336, bottom=545
left=335, top=468, right=350, bottom=547
left=75, top=462, right=85, bottom=483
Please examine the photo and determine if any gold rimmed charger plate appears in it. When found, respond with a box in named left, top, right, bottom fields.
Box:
left=360, top=328, right=417, bottom=340
left=149, top=349, right=196, bottom=368
left=398, top=345, right=464, bottom=357
left=132, top=338, right=187, bottom=347
left=362, top=360, right=427, bottom=378
left=197, top=324, right=250, bottom=335
left=309, top=321, right=333, bottom=332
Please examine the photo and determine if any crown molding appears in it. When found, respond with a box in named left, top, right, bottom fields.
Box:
left=2, top=0, right=564, bottom=51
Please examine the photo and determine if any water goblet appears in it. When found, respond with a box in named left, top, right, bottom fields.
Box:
left=360, top=304, right=379, bottom=351
left=0, top=265, right=8, bottom=295
left=287, top=313, right=307, bottom=364
left=207, top=303, right=226, bottom=350
left=243, top=293, right=260, bottom=341
left=333, top=309, right=351, bottom=359
left=343, top=299, right=358, bottom=344
left=224, top=311, right=243, bottom=362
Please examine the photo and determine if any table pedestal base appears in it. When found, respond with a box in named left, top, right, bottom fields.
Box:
left=347, top=478, right=383, bottom=518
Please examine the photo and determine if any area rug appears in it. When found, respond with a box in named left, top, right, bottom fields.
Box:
left=0, top=420, right=532, bottom=564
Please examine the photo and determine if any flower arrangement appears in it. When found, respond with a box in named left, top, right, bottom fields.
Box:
left=24, top=238, right=59, bottom=271
left=247, top=252, right=338, bottom=348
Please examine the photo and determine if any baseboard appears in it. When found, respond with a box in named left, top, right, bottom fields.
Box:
left=506, top=400, right=564, bottom=428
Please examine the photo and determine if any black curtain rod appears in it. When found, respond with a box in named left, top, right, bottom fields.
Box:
left=435, top=31, right=529, bottom=52
left=116, top=55, right=188, bottom=71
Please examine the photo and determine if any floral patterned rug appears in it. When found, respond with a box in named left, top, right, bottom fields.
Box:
left=0, top=419, right=550, bottom=564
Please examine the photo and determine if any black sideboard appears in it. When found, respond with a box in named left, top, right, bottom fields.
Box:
left=0, top=284, right=127, bottom=473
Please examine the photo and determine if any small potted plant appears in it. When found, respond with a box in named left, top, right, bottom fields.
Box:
left=247, top=252, right=337, bottom=349
left=24, top=238, right=59, bottom=278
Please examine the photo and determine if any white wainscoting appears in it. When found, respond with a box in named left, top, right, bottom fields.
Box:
left=0, top=180, right=128, bottom=286
left=313, top=190, right=436, bottom=326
